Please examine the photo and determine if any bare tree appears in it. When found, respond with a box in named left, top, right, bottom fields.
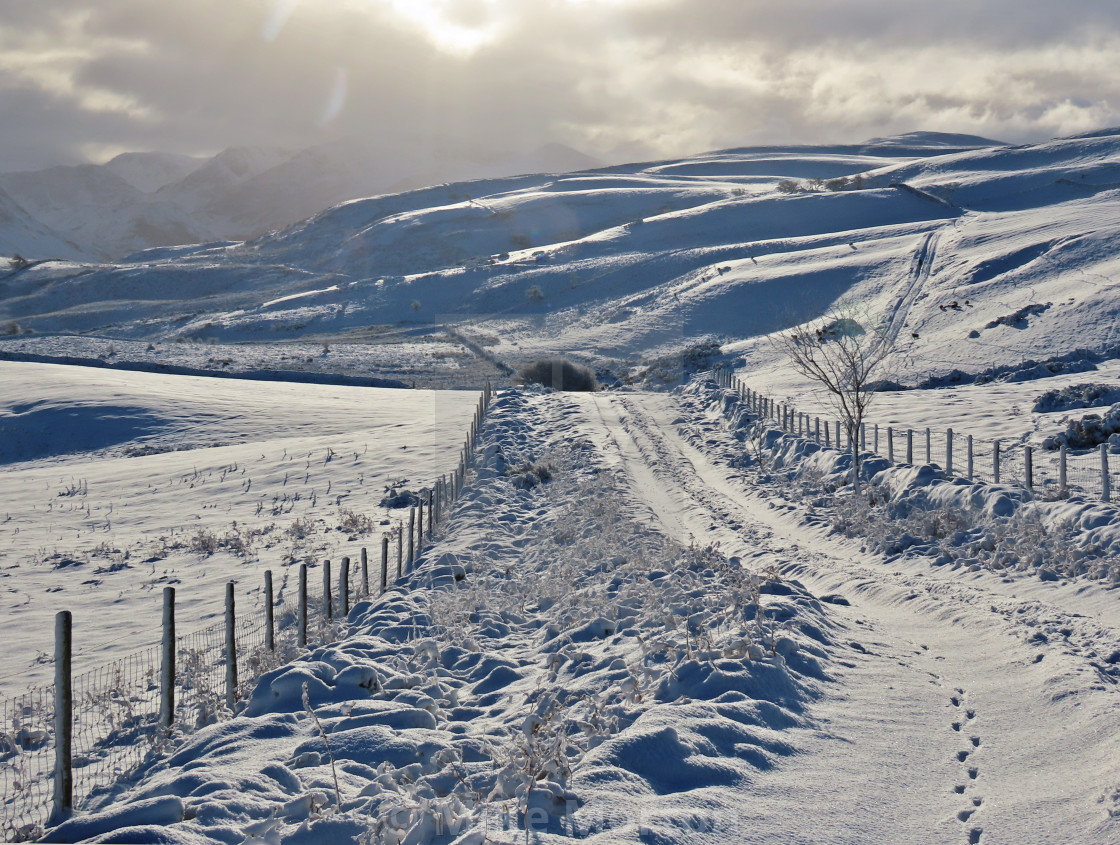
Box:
left=773, top=306, right=897, bottom=491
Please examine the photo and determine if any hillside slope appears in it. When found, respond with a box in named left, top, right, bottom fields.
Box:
left=5, top=130, right=1120, bottom=389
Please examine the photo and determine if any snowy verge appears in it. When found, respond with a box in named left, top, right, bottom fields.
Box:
left=44, top=388, right=836, bottom=845
left=681, top=378, right=1120, bottom=584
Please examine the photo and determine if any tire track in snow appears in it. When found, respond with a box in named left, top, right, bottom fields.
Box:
left=881, top=229, right=941, bottom=351
left=570, top=387, right=1120, bottom=843
left=572, top=390, right=973, bottom=842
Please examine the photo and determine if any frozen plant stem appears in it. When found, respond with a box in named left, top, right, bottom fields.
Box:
left=302, top=682, right=342, bottom=809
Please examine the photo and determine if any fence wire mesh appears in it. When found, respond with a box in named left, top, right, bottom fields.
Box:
left=720, top=370, right=1119, bottom=503
left=0, top=389, right=485, bottom=842
left=0, top=545, right=386, bottom=841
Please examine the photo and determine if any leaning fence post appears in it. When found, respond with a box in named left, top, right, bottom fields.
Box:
left=263, top=571, right=274, bottom=652
left=361, top=548, right=369, bottom=598
left=887, top=427, right=894, bottom=464
left=907, top=429, right=914, bottom=464
left=52, top=610, right=73, bottom=823
left=340, top=557, right=350, bottom=617
left=160, top=587, right=175, bottom=728
left=298, top=564, right=307, bottom=647
left=946, top=429, right=954, bottom=476
left=1025, top=447, right=1033, bottom=491
left=381, top=535, right=389, bottom=593
left=1102, top=443, right=1111, bottom=503
left=967, top=435, right=974, bottom=481
left=323, top=559, right=333, bottom=620
left=1059, top=444, right=1067, bottom=495
left=993, top=440, right=1001, bottom=484
left=224, top=582, right=237, bottom=711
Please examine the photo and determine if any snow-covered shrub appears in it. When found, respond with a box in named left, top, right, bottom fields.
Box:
left=1034, top=383, right=1120, bottom=413
left=517, top=358, right=598, bottom=392
left=1043, top=404, right=1120, bottom=450
left=338, top=508, right=374, bottom=535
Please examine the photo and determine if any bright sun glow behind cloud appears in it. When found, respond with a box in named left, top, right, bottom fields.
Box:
left=383, top=0, right=506, bottom=55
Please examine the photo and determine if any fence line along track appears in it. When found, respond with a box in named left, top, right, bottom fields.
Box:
left=711, top=367, right=1117, bottom=503
left=0, top=383, right=495, bottom=842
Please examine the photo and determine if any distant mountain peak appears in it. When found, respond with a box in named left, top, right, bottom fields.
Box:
left=103, top=152, right=204, bottom=193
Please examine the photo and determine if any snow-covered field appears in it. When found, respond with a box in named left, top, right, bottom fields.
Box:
left=29, top=380, right=1120, bottom=845
left=5, top=128, right=1120, bottom=842
left=0, top=363, right=480, bottom=697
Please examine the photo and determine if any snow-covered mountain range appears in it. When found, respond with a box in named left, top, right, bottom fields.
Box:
left=0, top=141, right=603, bottom=262
left=5, top=128, right=1120, bottom=392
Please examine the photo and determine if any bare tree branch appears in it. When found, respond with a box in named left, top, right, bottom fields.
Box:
left=772, top=306, right=899, bottom=491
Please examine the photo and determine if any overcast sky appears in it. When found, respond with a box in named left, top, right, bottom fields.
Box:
left=2, top=0, right=1119, bottom=172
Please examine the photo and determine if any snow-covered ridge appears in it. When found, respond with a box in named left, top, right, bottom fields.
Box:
left=3, top=128, right=1120, bottom=395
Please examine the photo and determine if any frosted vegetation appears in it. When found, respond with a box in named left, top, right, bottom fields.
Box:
left=687, top=380, right=1120, bottom=584
left=46, top=389, right=829, bottom=844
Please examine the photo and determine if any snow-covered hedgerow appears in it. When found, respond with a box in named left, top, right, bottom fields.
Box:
left=44, top=388, right=834, bottom=845
left=684, top=378, right=1120, bottom=584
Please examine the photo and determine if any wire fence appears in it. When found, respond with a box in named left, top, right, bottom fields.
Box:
left=0, top=384, right=494, bottom=841
left=713, top=368, right=1118, bottom=502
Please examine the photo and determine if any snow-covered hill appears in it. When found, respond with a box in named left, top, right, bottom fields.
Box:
left=7, top=128, right=1120, bottom=394
left=0, top=188, right=86, bottom=263
left=0, top=142, right=608, bottom=263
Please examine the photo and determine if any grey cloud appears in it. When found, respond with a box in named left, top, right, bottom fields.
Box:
left=1, top=0, right=1119, bottom=174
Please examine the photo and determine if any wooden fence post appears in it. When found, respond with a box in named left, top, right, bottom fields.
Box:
left=224, top=581, right=237, bottom=711
left=967, top=435, right=974, bottom=481
left=815, top=417, right=821, bottom=442
left=408, top=507, right=416, bottom=568
left=1025, top=447, right=1033, bottom=491
left=1102, top=443, right=1111, bottom=503
left=52, top=610, right=72, bottom=823
left=861, top=423, right=867, bottom=450
left=887, top=427, right=894, bottom=464
left=417, top=499, right=425, bottom=557
left=160, top=587, right=175, bottom=728
left=906, top=429, right=913, bottom=464
left=323, top=560, right=333, bottom=620
left=264, top=571, right=274, bottom=652
left=874, top=424, right=879, bottom=453
left=298, top=564, right=307, bottom=648
left=381, top=535, right=389, bottom=593
left=361, top=548, right=369, bottom=598
left=427, top=489, right=434, bottom=536
left=340, top=557, right=350, bottom=617
left=397, top=524, right=403, bottom=578
left=946, top=429, right=953, bottom=475
left=925, top=428, right=931, bottom=464
left=835, top=420, right=841, bottom=446
left=993, top=440, right=1001, bottom=484
left=1059, top=444, right=1067, bottom=495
